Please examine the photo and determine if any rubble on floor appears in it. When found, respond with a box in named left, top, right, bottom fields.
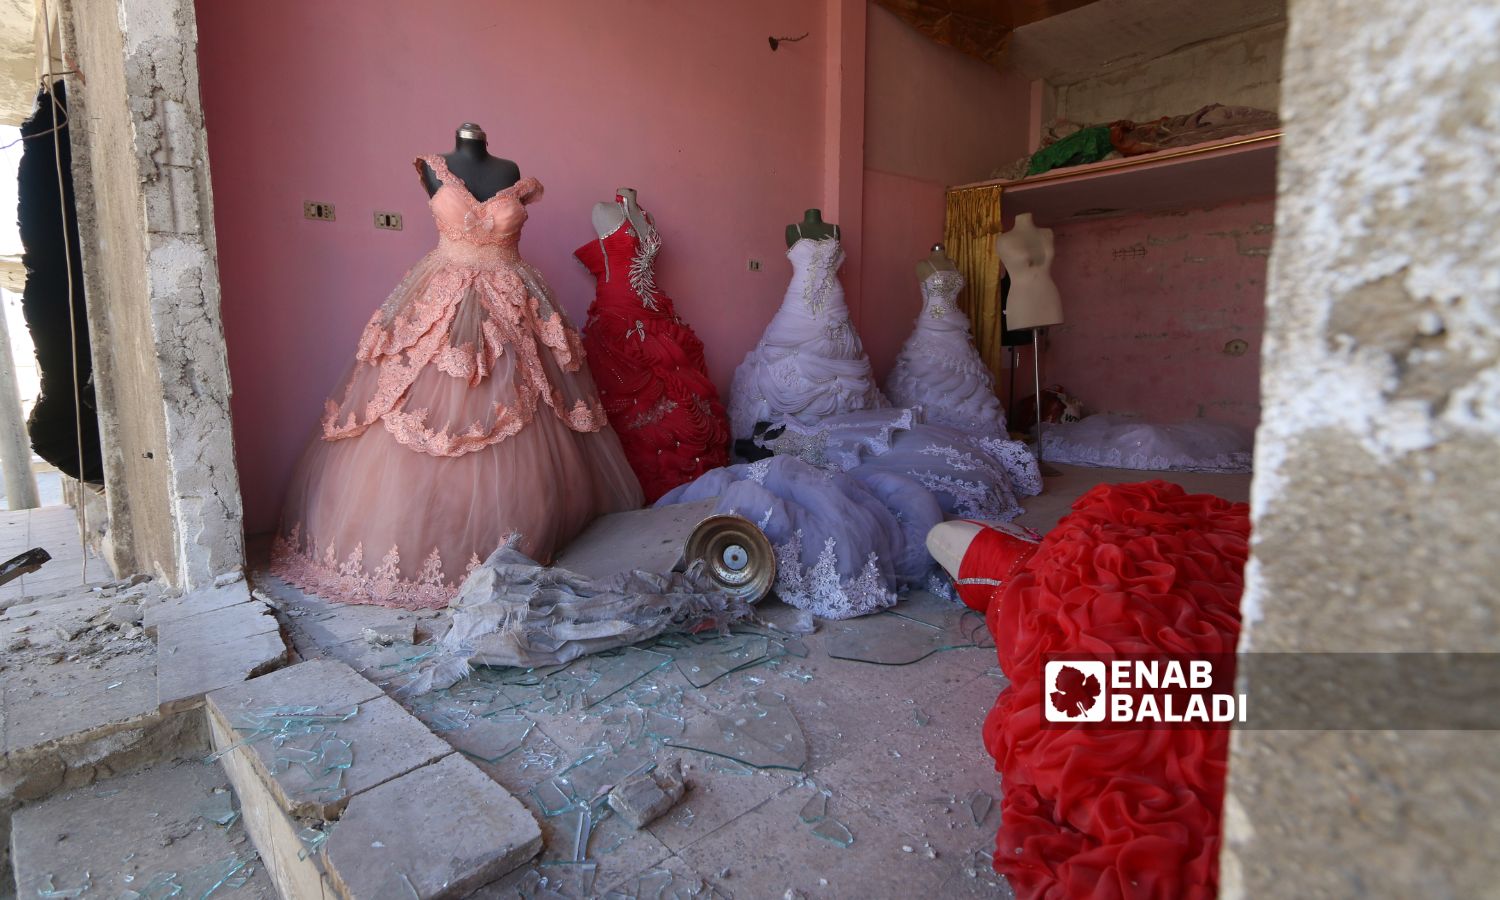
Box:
left=254, top=569, right=1015, bottom=898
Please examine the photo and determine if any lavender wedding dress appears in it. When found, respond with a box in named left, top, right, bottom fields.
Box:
left=272, top=157, right=643, bottom=610
left=727, top=236, right=886, bottom=439
left=884, top=270, right=1009, bottom=437
left=657, top=407, right=1042, bottom=619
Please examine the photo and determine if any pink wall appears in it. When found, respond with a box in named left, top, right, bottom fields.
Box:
left=197, top=0, right=844, bottom=533
left=1040, top=200, right=1272, bottom=429
left=859, top=5, right=1030, bottom=379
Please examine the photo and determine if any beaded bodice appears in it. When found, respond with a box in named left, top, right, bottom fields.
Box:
left=919, top=270, right=966, bottom=323
left=787, top=238, right=844, bottom=316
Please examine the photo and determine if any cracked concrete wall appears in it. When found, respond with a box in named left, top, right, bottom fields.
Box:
left=1055, top=22, right=1285, bottom=125
left=59, top=0, right=243, bottom=589
left=1222, top=0, right=1500, bottom=896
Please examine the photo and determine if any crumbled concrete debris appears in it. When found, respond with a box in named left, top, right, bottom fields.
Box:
left=362, top=627, right=397, bottom=646
left=108, top=603, right=143, bottom=627
left=214, top=571, right=245, bottom=588
left=606, top=757, right=687, bottom=829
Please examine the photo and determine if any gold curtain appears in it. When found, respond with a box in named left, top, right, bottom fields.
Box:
left=944, top=184, right=1006, bottom=386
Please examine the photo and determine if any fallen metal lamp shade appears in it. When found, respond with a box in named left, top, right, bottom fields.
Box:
left=684, top=513, right=776, bottom=603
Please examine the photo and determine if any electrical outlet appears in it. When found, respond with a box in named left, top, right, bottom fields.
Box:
left=374, top=211, right=403, bottom=231
left=303, top=201, right=336, bottom=222
left=747, top=259, right=762, bottom=271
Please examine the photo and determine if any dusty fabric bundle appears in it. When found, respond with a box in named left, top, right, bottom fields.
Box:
left=407, top=538, right=754, bottom=693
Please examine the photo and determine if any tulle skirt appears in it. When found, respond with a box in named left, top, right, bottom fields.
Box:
left=272, top=247, right=642, bottom=610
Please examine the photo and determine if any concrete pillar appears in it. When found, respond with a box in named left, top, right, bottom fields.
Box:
left=1222, top=0, right=1500, bottom=896
left=58, top=0, right=245, bottom=589
left=0, top=305, right=39, bottom=510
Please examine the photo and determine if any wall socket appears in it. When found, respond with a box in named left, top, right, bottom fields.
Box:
left=747, top=259, right=762, bottom=271
left=303, top=201, right=335, bottom=222
left=374, top=211, right=403, bottom=231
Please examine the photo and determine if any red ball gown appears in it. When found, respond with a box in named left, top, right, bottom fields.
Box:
left=573, top=199, right=729, bottom=501
left=963, top=482, right=1250, bottom=899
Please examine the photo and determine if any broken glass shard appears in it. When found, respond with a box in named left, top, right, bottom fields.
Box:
left=798, top=789, right=829, bottom=823
left=824, top=613, right=953, bottom=665
left=537, top=861, right=597, bottom=898
left=967, top=789, right=993, bottom=826
left=670, top=633, right=770, bottom=687
left=557, top=747, right=657, bottom=806
left=533, top=778, right=574, bottom=817
left=810, top=817, right=855, bottom=847
left=36, top=874, right=92, bottom=899
left=446, top=713, right=535, bottom=763
left=666, top=689, right=807, bottom=770
left=550, top=805, right=593, bottom=862
left=582, top=647, right=672, bottom=708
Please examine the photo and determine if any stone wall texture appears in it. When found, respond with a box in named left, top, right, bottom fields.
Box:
left=1056, top=22, right=1285, bottom=125
left=1222, top=0, right=1500, bottom=896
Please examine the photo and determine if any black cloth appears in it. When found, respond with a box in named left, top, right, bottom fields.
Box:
left=18, top=82, right=102, bottom=483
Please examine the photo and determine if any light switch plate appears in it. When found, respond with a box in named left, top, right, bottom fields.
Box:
left=374, top=211, right=403, bottom=231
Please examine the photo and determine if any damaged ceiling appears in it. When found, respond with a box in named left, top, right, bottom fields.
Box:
left=875, top=0, right=1287, bottom=80
left=872, top=0, right=1102, bottom=70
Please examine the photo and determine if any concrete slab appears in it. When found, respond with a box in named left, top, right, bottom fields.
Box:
left=155, top=596, right=278, bottom=654
left=159, top=627, right=288, bottom=715
left=206, top=696, right=339, bottom=900
left=9, top=760, right=276, bottom=900
left=322, top=753, right=542, bottom=899
left=2, top=665, right=158, bottom=757
left=207, top=657, right=385, bottom=712
left=207, top=661, right=448, bottom=819
left=142, top=579, right=255, bottom=630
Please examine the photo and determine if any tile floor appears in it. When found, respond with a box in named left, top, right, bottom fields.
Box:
left=0, top=504, right=113, bottom=605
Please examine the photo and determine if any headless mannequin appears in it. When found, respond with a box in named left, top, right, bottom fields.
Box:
left=996, top=213, right=1062, bottom=329
left=785, top=208, right=840, bottom=248
left=418, top=123, right=521, bottom=201
left=591, top=187, right=650, bottom=240
left=915, top=242, right=958, bottom=281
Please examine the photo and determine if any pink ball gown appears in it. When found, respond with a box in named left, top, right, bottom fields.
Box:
left=272, top=156, right=643, bottom=610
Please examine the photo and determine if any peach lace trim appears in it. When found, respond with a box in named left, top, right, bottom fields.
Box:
left=270, top=524, right=498, bottom=611
left=321, top=233, right=606, bottom=457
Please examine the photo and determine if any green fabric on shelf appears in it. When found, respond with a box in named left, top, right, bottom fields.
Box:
left=1025, top=126, right=1114, bottom=176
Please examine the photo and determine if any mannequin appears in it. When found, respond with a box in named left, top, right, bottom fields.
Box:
left=785, top=208, right=840, bottom=247
left=914, top=242, right=958, bottom=281
left=417, top=122, right=520, bottom=201
left=996, top=213, right=1062, bottom=330
left=591, top=187, right=650, bottom=238
left=927, top=518, right=1042, bottom=613
left=926, top=519, right=985, bottom=576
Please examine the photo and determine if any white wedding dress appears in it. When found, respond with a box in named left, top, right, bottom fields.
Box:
left=884, top=270, right=1008, bottom=437
left=1040, top=414, right=1254, bottom=473
left=728, top=236, right=886, bottom=439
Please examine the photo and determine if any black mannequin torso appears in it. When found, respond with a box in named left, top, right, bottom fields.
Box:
left=785, top=208, right=839, bottom=247
left=418, top=125, right=520, bottom=201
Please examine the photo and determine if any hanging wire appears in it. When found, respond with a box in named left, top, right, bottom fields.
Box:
left=39, top=0, right=89, bottom=585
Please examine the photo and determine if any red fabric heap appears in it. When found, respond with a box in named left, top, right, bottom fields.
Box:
left=973, top=481, right=1251, bottom=899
